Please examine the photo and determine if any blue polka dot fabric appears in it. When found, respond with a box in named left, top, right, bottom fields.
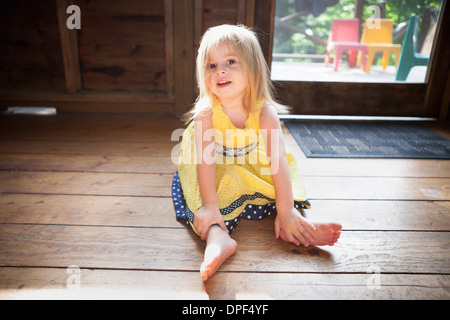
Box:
left=172, top=171, right=310, bottom=234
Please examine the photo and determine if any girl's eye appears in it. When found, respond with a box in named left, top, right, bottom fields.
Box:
left=210, top=64, right=216, bottom=69
left=227, top=59, right=235, bottom=65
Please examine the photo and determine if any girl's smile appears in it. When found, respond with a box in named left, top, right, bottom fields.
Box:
left=217, top=80, right=231, bottom=87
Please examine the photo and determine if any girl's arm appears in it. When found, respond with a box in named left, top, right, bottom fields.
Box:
left=195, top=109, right=218, bottom=207
left=259, top=103, right=316, bottom=246
left=259, top=104, right=293, bottom=211
left=194, top=110, right=228, bottom=239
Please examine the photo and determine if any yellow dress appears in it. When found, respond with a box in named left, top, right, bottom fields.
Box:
left=172, top=99, right=310, bottom=234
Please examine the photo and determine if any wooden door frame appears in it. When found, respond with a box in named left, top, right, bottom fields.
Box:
left=256, top=0, right=449, bottom=120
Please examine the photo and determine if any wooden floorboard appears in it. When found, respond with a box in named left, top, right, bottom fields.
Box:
left=1, top=268, right=448, bottom=300
left=1, top=194, right=449, bottom=230
left=0, top=114, right=449, bottom=300
left=0, top=171, right=449, bottom=200
left=1, top=153, right=450, bottom=177
left=0, top=225, right=449, bottom=274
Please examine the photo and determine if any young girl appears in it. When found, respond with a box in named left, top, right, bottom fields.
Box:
left=172, top=24, right=341, bottom=281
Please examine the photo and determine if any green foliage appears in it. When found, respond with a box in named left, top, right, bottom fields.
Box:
left=382, top=0, right=441, bottom=26
left=273, top=0, right=442, bottom=57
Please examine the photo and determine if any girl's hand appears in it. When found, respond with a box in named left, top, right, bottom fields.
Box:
left=274, top=207, right=317, bottom=246
left=194, top=204, right=228, bottom=240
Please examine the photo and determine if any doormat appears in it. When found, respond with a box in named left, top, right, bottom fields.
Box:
left=284, top=121, right=450, bottom=159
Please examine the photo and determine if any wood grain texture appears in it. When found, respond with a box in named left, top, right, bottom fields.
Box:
left=1, top=268, right=448, bottom=300
left=1, top=194, right=449, bottom=231
left=0, top=225, right=448, bottom=274
left=0, top=171, right=448, bottom=200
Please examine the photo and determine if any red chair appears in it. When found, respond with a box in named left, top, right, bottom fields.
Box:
left=325, top=19, right=367, bottom=71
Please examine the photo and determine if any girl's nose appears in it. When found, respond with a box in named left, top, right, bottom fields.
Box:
left=216, top=65, right=226, bottom=75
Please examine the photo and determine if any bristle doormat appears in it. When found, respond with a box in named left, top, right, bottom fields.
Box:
left=284, top=121, right=450, bottom=159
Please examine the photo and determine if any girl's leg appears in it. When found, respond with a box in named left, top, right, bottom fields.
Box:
left=200, top=224, right=237, bottom=281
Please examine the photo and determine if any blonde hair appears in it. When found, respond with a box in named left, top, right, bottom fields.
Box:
left=186, top=24, right=289, bottom=121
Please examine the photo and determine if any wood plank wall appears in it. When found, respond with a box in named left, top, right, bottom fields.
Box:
left=0, top=0, right=258, bottom=116
left=0, top=0, right=176, bottom=114
left=77, top=1, right=167, bottom=93
left=0, top=1, right=66, bottom=91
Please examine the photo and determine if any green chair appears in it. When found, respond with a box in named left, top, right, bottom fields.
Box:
left=395, top=15, right=430, bottom=81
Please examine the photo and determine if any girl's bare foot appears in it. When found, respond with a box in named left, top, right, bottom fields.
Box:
left=280, top=222, right=342, bottom=247
left=200, top=225, right=237, bottom=281
left=309, top=222, right=342, bottom=246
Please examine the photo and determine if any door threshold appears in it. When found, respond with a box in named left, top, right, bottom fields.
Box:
left=279, top=115, right=437, bottom=122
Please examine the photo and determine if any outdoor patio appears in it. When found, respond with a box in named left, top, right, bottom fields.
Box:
left=271, top=61, right=428, bottom=83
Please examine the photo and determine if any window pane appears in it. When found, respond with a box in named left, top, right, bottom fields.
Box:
left=271, top=0, right=443, bottom=83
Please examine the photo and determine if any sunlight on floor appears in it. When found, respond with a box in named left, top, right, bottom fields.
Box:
left=0, top=288, right=210, bottom=300
left=0, top=286, right=275, bottom=300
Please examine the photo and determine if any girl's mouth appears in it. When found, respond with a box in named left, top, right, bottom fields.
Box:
left=217, top=80, right=231, bottom=87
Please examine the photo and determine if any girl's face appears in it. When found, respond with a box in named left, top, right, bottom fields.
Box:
left=207, top=42, right=246, bottom=106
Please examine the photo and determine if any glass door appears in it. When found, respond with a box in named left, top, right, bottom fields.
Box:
left=269, top=0, right=447, bottom=117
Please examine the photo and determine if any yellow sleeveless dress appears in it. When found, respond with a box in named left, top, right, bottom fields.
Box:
left=172, top=99, right=310, bottom=234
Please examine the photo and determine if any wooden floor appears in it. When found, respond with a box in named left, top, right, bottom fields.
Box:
left=0, top=113, right=449, bottom=300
